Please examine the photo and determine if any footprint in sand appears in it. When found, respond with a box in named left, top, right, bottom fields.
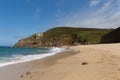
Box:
left=19, top=71, right=31, bottom=78
left=20, top=75, right=24, bottom=77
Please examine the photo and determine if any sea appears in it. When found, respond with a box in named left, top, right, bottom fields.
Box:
left=0, top=46, right=65, bottom=67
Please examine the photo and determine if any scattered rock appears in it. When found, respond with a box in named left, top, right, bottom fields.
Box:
left=26, top=72, right=31, bottom=75
left=81, top=62, right=88, bottom=65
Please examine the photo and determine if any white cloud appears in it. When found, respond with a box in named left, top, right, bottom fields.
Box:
left=55, top=9, right=65, bottom=22
left=56, top=0, right=120, bottom=29
left=90, top=0, right=101, bottom=7
left=34, top=7, right=40, bottom=20
left=97, top=0, right=112, bottom=14
left=26, top=0, right=31, bottom=4
left=0, top=28, right=11, bottom=35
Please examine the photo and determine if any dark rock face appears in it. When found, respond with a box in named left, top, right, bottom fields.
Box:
left=14, top=33, right=43, bottom=48
left=100, top=27, right=120, bottom=43
left=14, top=39, right=41, bottom=48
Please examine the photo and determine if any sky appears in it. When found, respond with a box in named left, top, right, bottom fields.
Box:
left=0, top=0, right=120, bottom=46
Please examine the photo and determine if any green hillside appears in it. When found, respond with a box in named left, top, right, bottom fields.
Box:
left=14, top=27, right=112, bottom=47
left=41, top=27, right=112, bottom=47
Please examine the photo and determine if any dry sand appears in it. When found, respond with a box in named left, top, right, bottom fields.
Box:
left=0, top=43, right=120, bottom=80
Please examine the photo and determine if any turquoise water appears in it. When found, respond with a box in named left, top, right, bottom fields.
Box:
left=0, top=46, right=64, bottom=67
left=0, top=47, right=49, bottom=58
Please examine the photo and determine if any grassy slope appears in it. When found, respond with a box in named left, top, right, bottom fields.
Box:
left=42, top=27, right=112, bottom=45
left=14, top=27, right=112, bottom=47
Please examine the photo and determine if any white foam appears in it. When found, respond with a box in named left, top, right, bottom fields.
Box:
left=0, top=47, right=65, bottom=67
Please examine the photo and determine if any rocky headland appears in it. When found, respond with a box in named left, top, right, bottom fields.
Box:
left=14, top=27, right=120, bottom=48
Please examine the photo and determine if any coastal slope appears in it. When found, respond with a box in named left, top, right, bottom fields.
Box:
left=14, top=27, right=112, bottom=47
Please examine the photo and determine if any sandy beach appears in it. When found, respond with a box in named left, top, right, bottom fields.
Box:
left=0, top=43, right=120, bottom=80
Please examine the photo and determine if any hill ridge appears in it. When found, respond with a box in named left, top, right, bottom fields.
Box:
left=14, top=27, right=113, bottom=47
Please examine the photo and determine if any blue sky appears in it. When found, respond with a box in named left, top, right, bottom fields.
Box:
left=0, top=0, right=120, bottom=46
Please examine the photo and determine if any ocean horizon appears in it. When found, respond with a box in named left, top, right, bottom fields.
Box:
left=0, top=46, right=65, bottom=67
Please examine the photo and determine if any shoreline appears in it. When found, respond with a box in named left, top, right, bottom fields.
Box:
left=0, top=47, right=66, bottom=68
left=0, top=43, right=120, bottom=80
left=0, top=50, right=77, bottom=80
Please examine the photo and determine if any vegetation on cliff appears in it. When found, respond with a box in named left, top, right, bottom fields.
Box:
left=14, top=27, right=112, bottom=47
left=41, top=27, right=112, bottom=47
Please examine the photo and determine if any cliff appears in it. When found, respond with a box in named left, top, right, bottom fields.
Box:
left=14, top=33, right=43, bottom=48
left=100, top=27, right=120, bottom=43
left=14, top=27, right=112, bottom=48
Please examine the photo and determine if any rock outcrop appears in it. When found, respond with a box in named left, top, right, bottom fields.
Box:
left=14, top=33, right=43, bottom=48
left=100, top=27, right=120, bottom=43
